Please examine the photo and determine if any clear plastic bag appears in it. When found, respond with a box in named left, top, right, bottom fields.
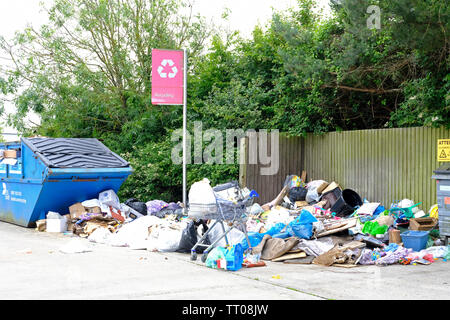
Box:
left=99, top=189, right=120, bottom=209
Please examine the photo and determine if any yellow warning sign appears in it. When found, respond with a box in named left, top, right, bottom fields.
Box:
left=438, top=139, right=450, bottom=162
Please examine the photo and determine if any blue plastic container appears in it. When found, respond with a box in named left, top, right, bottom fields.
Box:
left=0, top=138, right=133, bottom=227
left=400, top=230, right=429, bottom=251
left=225, top=243, right=244, bottom=271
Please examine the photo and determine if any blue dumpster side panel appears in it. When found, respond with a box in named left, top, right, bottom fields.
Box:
left=0, top=181, right=43, bottom=227
left=31, top=177, right=130, bottom=223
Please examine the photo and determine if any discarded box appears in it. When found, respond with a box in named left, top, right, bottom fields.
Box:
left=409, top=217, right=437, bottom=231
left=3, top=150, right=17, bottom=158
left=69, top=203, right=87, bottom=220
left=87, top=206, right=102, bottom=214
left=35, top=219, right=46, bottom=232
left=46, top=216, right=67, bottom=233
left=389, top=229, right=401, bottom=244
left=316, top=182, right=329, bottom=194
left=67, top=221, right=75, bottom=232
left=321, top=181, right=340, bottom=195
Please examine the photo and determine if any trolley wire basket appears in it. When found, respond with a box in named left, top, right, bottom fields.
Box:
left=187, top=182, right=256, bottom=262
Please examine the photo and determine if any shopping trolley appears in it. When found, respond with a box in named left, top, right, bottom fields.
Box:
left=188, top=181, right=257, bottom=262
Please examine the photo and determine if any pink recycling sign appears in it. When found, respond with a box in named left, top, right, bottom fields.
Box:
left=151, top=49, right=184, bottom=105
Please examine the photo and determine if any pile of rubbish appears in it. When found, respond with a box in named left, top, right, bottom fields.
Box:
left=35, top=174, right=448, bottom=271
left=36, top=189, right=192, bottom=252
left=239, top=174, right=447, bottom=268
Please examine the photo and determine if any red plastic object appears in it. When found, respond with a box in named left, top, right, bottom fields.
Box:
left=242, top=261, right=266, bottom=268
left=110, top=206, right=125, bottom=222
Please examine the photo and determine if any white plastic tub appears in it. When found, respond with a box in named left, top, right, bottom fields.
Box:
left=46, top=216, right=67, bottom=233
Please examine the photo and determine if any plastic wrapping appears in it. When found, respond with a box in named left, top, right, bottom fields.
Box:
left=99, top=189, right=120, bottom=209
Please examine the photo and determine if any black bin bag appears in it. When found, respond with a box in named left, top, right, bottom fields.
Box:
left=125, top=198, right=148, bottom=216
left=176, top=220, right=210, bottom=253
left=288, top=187, right=308, bottom=202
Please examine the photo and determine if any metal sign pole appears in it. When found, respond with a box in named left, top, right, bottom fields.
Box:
left=182, top=49, right=188, bottom=214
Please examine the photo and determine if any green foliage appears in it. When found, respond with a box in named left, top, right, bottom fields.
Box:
left=118, top=134, right=239, bottom=202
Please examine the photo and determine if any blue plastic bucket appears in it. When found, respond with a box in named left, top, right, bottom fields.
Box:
left=400, top=230, right=429, bottom=251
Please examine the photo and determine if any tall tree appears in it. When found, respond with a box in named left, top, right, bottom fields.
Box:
left=0, top=0, right=211, bottom=145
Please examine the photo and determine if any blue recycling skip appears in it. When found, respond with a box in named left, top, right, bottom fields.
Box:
left=0, top=138, right=133, bottom=227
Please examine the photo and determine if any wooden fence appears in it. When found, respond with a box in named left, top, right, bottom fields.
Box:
left=239, top=127, right=450, bottom=211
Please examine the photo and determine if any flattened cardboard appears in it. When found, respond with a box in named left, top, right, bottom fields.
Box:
left=283, top=256, right=315, bottom=264
left=317, top=218, right=357, bottom=237
left=271, top=252, right=307, bottom=262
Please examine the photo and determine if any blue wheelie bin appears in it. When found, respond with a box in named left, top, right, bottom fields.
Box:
left=0, top=137, right=133, bottom=227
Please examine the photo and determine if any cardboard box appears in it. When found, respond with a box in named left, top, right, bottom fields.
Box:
left=389, top=229, right=402, bottom=244
left=66, top=221, right=75, bottom=232
left=69, top=202, right=87, bottom=220
left=409, top=217, right=437, bottom=231
left=87, top=206, right=102, bottom=214
left=321, top=181, right=340, bottom=195
left=316, top=182, right=329, bottom=194
left=35, top=219, right=46, bottom=232
left=3, top=150, right=17, bottom=158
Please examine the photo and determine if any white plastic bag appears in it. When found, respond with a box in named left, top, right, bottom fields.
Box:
left=88, top=227, right=113, bottom=244
left=306, top=180, right=327, bottom=190
left=248, top=203, right=265, bottom=215
left=147, top=227, right=184, bottom=252
left=414, top=210, right=426, bottom=218
left=306, top=188, right=320, bottom=203
left=355, top=203, right=380, bottom=216
left=112, top=215, right=162, bottom=247
left=82, top=199, right=102, bottom=208
left=398, top=199, right=419, bottom=214
left=421, top=246, right=448, bottom=259
left=246, top=219, right=265, bottom=233
left=207, top=220, right=246, bottom=247
left=188, top=178, right=216, bottom=205
left=265, top=207, right=294, bottom=230
left=313, top=221, right=325, bottom=234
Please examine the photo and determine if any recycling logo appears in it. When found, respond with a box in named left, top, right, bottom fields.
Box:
left=157, top=59, right=178, bottom=79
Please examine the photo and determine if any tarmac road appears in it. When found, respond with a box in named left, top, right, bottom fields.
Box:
left=1, top=221, right=449, bottom=300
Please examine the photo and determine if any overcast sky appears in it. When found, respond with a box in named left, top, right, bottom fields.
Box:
left=0, top=0, right=330, bottom=140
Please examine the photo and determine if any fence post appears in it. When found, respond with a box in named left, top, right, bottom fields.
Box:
left=239, top=136, right=248, bottom=187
